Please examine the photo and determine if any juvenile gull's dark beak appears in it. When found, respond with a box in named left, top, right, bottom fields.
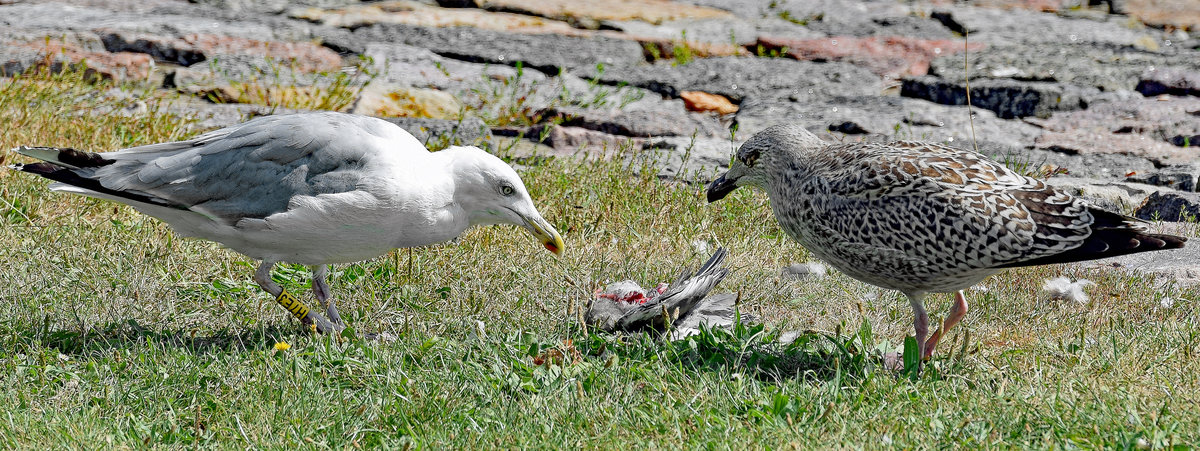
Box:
left=706, top=173, right=739, bottom=203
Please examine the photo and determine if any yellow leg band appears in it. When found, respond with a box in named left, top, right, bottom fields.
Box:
left=275, top=289, right=311, bottom=320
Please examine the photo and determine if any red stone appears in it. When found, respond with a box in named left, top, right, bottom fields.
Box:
left=180, top=34, right=343, bottom=73
left=755, top=36, right=985, bottom=80
left=7, top=39, right=153, bottom=81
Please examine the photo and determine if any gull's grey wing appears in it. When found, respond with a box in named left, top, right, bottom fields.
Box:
left=615, top=248, right=729, bottom=331
left=30, top=113, right=424, bottom=223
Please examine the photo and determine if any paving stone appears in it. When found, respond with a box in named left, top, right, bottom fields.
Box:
left=1026, top=95, right=1200, bottom=148
left=0, top=38, right=154, bottom=81
left=758, top=35, right=983, bottom=79
left=1127, top=164, right=1200, bottom=192
left=1137, top=67, right=1200, bottom=97
left=927, top=43, right=1200, bottom=94
left=1035, top=130, right=1196, bottom=167
left=378, top=116, right=492, bottom=147
left=353, top=22, right=646, bottom=74
left=902, top=75, right=1091, bottom=118
left=580, top=56, right=882, bottom=103
left=1135, top=191, right=1200, bottom=222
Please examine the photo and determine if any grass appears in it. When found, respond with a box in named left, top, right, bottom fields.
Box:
left=193, top=56, right=377, bottom=112
left=2, top=67, right=1200, bottom=448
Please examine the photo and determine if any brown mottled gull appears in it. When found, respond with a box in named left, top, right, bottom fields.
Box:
left=11, top=112, right=564, bottom=333
left=707, top=124, right=1186, bottom=360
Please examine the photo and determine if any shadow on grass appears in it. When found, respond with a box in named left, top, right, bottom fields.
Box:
left=581, top=319, right=930, bottom=383
left=1, top=318, right=312, bottom=357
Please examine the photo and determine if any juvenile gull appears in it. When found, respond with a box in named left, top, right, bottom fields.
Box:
left=11, top=112, right=564, bottom=333
left=707, top=124, right=1186, bottom=360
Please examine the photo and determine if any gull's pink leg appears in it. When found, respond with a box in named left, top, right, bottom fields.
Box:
left=923, top=290, right=968, bottom=359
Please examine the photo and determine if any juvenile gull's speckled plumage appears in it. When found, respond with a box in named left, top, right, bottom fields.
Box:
left=707, top=124, right=1186, bottom=360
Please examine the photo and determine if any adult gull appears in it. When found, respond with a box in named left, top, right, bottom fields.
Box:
left=706, top=124, right=1186, bottom=361
left=12, top=112, right=565, bottom=333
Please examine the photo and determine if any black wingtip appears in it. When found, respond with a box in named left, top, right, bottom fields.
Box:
left=16, top=146, right=116, bottom=169
left=1003, top=208, right=1188, bottom=268
left=14, top=160, right=187, bottom=211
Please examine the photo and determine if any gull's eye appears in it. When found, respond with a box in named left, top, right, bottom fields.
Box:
left=499, top=184, right=515, bottom=196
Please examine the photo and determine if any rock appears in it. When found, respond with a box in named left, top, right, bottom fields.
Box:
left=363, top=42, right=526, bottom=91
left=526, top=125, right=642, bottom=153
left=1035, top=131, right=1195, bottom=167
left=293, top=1, right=750, bottom=61
left=735, top=94, right=1043, bottom=150
left=289, top=1, right=581, bottom=34
left=1137, top=67, right=1200, bottom=97
left=1046, top=177, right=1177, bottom=214
left=638, top=136, right=739, bottom=180
left=1, top=3, right=276, bottom=41
left=307, top=25, right=365, bottom=56
left=0, top=38, right=153, bottom=81
left=377, top=116, right=492, bottom=147
left=989, top=146, right=1156, bottom=180
left=1124, top=0, right=1200, bottom=31
left=1127, top=165, right=1200, bottom=192
left=551, top=101, right=728, bottom=138
left=925, top=6, right=1158, bottom=47
left=680, top=91, right=738, bottom=115
left=166, top=54, right=326, bottom=100
left=1136, top=191, right=1200, bottom=222
left=581, top=56, right=882, bottom=103
left=756, top=35, right=983, bottom=79
left=350, top=82, right=463, bottom=120
left=695, top=0, right=953, bottom=39
left=902, top=75, right=1090, bottom=119
left=456, top=70, right=673, bottom=132
left=200, top=0, right=312, bottom=14
left=353, top=23, right=646, bottom=74
left=97, top=29, right=206, bottom=66
left=604, top=17, right=763, bottom=45
left=90, top=29, right=344, bottom=74
left=965, top=0, right=1066, bottom=12
left=179, top=33, right=343, bottom=74
left=1025, top=95, right=1200, bottom=148
left=470, top=0, right=734, bottom=26
left=927, top=44, right=1200, bottom=95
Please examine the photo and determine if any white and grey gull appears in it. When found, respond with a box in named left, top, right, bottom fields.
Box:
left=11, top=112, right=565, bottom=333
left=706, top=124, right=1186, bottom=360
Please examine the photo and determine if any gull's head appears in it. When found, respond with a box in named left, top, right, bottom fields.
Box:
left=706, top=124, right=823, bottom=203
left=448, top=146, right=564, bottom=256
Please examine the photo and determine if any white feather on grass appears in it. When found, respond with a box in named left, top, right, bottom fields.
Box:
left=1039, top=277, right=1096, bottom=304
